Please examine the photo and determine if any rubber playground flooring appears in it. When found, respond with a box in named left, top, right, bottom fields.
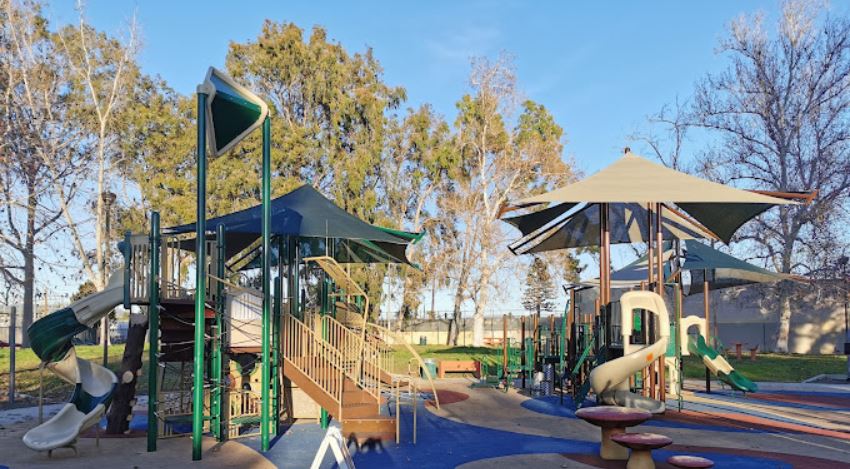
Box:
left=1, top=379, right=849, bottom=468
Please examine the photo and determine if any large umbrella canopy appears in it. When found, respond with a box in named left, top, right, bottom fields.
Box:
left=166, top=184, right=417, bottom=262
left=516, top=152, right=795, bottom=243
left=506, top=202, right=715, bottom=255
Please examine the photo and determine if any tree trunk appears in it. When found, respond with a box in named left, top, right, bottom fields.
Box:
left=472, top=307, right=485, bottom=347
left=775, top=284, right=793, bottom=353
left=472, top=289, right=489, bottom=347
left=106, top=309, right=149, bottom=434
left=21, top=182, right=37, bottom=348
left=448, top=283, right=464, bottom=345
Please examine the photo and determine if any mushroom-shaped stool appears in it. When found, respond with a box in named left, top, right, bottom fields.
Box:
left=610, top=432, right=672, bottom=469
left=667, top=455, right=715, bottom=468
left=575, top=406, right=653, bottom=460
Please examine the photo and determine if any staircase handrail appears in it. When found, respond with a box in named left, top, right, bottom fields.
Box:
left=364, top=322, right=440, bottom=410
left=319, top=314, right=384, bottom=404
left=282, top=313, right=344, bottom=418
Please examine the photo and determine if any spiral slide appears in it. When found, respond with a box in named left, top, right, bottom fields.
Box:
left=22, top=272, right=122, bottom=454
left=589, top=291, right=670, bottom=414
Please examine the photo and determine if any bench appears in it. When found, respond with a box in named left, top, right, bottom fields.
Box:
left=438, top=360, right=479, bottom=378
left=482, top=337, right=504, bottom=347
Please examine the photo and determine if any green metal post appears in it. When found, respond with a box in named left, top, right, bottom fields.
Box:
left=260, top=116, right=272, bottom=451
left=212, top=224, right=225, bottom=440
left=273, top=241, right=283, bottom=437
left=147, top=212, right=160, bottom=452
left=319, top=272, right=329, bottom=429
left=191, top=90, right=207, bottom=461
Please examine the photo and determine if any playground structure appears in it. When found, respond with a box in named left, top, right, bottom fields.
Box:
left=21, top=67, right=438, bottom=460
left=23, top=190, right=439, bottom=457
left=502, top=150, right=809, bottom=414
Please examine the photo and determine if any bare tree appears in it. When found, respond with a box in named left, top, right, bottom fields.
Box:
left=689, top=1, right=850, bottom=352
left=1, top=0, right=85, bottom=345
left=53, top=3, right=139, bottom=291
left=443, top=55, right=572, bottom=346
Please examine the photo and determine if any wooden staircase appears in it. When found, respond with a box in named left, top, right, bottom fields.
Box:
left=282, top=313, right=395, bottom=443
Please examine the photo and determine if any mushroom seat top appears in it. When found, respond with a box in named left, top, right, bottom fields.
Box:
left=575, top=406, right=653, bottom=428
left=610, top=432, right=673, bottom=450
left=667, top=455, right=715, bottom=468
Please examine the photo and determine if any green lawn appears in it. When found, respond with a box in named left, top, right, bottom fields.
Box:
left=388, top=345, right=502, bottom=374
left=681, top=353, right=846, bottom=382
left=387, top=346, right=846, bottom=383
left=1, top=344, right=146, bottom=407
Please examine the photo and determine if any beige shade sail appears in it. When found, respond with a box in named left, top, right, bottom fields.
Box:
left=515, top=152, right=796, bottom=243
left=519, top=152, right=796, bottom=205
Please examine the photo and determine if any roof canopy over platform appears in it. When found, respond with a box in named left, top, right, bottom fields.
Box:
left=165, top=184, right=421, bottom=265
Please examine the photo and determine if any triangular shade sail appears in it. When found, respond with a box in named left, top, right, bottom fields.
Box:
left=584, top=248, right=674, bottom=289
left=166, top=184, right=418, bottom=263
left=586, top=240, right=792, bottom=292
left=517, top=152, right=795, bottom=243
left=682, top=240, right=794, bottom=295
left=508, top=202, right=715, bottom=255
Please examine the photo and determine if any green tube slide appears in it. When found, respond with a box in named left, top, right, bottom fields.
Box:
left=22, top=273, right=122, bottom=453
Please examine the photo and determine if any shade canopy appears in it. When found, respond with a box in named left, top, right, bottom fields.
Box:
left=507, top=202, right=715, bottom=255
left=166, top=184, right=419, bottom=264
left=516, top=152, right=794, bottom=243
left=592, top=240, right=792, bottom=293
left=681, top=240, right=794, bottom=295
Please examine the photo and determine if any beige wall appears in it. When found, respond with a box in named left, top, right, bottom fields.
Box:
left=396, top=282, right=847, bottom=355
left=682, top=282, right=847, bottom=354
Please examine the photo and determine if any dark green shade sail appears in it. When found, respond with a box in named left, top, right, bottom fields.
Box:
left=677, top=202, right=773, bottom=244
left=166, top=184, right=420, bottom=266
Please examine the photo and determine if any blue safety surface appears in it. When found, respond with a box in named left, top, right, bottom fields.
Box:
left=520, top=395, right=758, bottom=433
left=238, top=395, right=794, bottom=468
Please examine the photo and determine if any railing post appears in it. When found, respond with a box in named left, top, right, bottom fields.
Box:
left=123, top=231, right=132, bottom=309
left=147, top=212, right=160, bottom=452
left=319, top=272, right=329, bottom=429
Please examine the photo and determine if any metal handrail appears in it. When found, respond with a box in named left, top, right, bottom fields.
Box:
left=283, top=313, right=344, bottom=418
left=364, top=322, right=440, bottom=410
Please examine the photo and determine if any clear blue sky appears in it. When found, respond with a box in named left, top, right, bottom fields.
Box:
left=43, top=1, right=847, bottom=313
left=47, top=0, right=838, bottom=175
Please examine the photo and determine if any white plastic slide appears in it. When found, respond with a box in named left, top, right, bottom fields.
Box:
left=23, top=273, right=122, bottom=454
left=588, top=291, right=670, bottom=414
